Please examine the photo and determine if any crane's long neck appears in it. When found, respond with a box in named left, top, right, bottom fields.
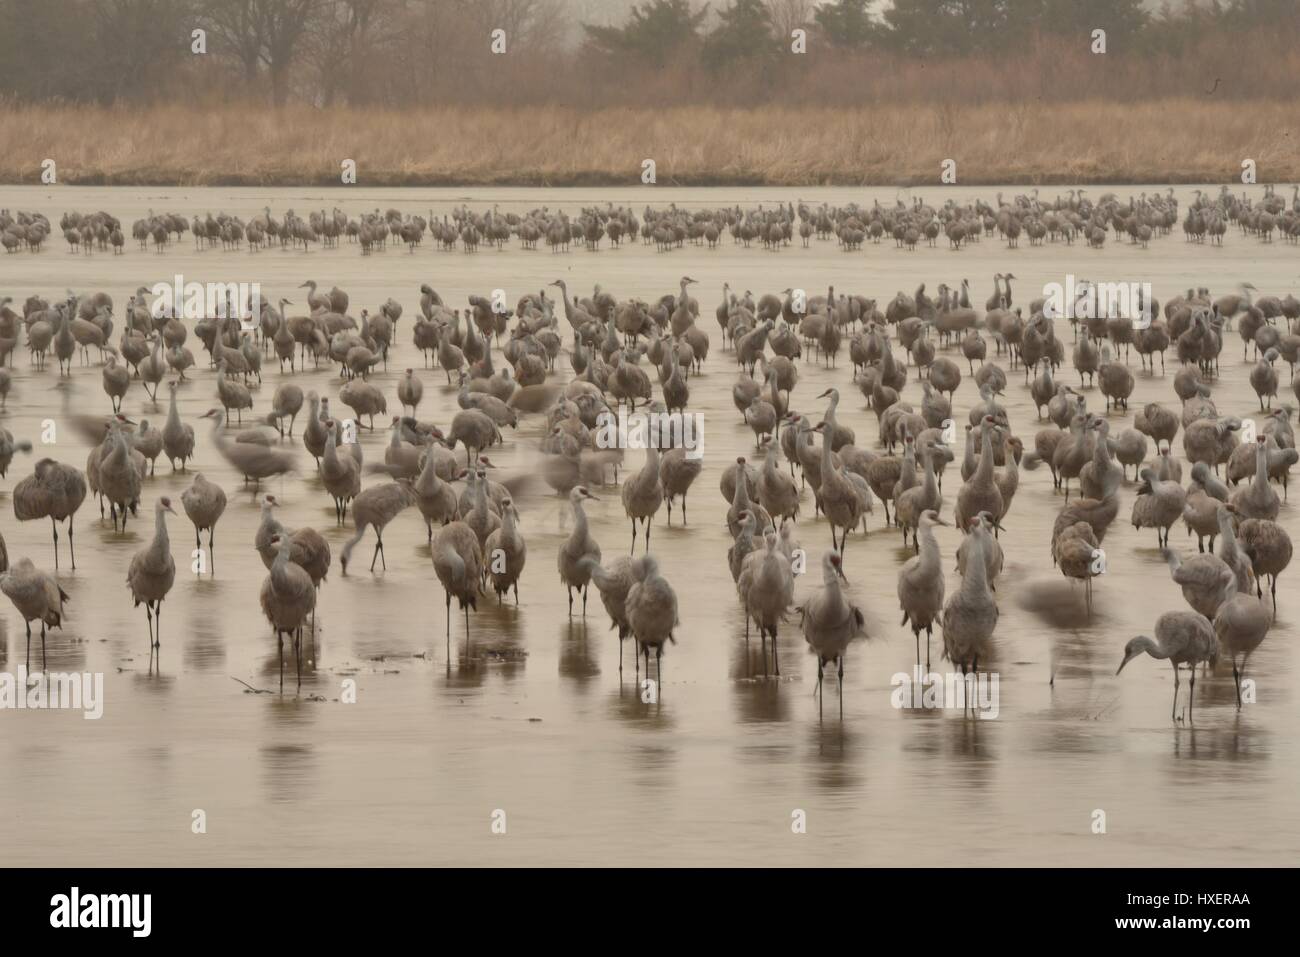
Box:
left=975, top=429, right=995, bottom=483
left=1254, top=444, right=1268, bottom=487
left=572, top=498, right=590, bottom=541
left=416, top=443, right=441, bottom=494
left=732, top=470, right=752, bottom=509
left=961, top=531, right=991, bottom=597
left=821, top=561, right=849, bottom=616
left=922, top=452, right=938, bottom=496
left=916, top=521, right=942, bottom=573
left=322, top=429, right=339, bottom=467
left=152, top=504, right=170, bottom=555
left=821, top=427, right=834, bottom=474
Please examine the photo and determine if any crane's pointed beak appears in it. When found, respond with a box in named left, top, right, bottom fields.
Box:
left=1116, top=654, right=1134, bottom=676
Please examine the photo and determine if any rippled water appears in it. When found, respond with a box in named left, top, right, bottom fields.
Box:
left=0, top=184, right=1297, bottom=865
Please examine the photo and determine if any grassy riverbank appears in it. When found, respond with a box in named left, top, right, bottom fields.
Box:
left=1, top=100, right=1296, bottom=187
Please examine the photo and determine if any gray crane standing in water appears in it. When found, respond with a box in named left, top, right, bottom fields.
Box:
left=340, top=481, right=418, bottom=573
left=941, top=513, right=999, bottom=714
left=432, top=518, right=483, bottom=649
left=621, top=445, right=664, bottom=554
left=0, top=557, right=69, bottom=670
left=626, top=554, right=679, bottom=687
left=1213, top=573, right=1273, bottom=710
left=127, top=497, right=177, bottom=669
left=1117, top=611, right=1217, bottom=722
left=579, top=554, right=635, bottom=671
left=898, top=509, right=947, bottom=671
left=13, top=458, right=87, bottom=569
left=799, top=550, right=865, bottom=719
left=181, top=473, right=226, bottom=575
left=737, top=527, right=795, bottom=676
left=558, top=486, right=601, bottom=616
left=260, top=534, right=317, bottom=692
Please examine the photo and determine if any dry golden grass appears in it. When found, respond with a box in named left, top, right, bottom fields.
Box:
left=1, top=100, right=1297, bottom=186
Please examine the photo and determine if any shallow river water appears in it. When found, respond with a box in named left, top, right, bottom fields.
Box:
left=0, top=184, right=1297, bottom=865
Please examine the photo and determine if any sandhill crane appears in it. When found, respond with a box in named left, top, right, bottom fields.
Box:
left=1237, top=517, right=1292, bottom=608
left=1116, top=611, right=1217, bottom=721
left=898, top=510, right=947, bottom=670
left=1131, top=467, right=1187, bottom=547
left=180, top=473, right=226, bottom=574
left=213, top=358, right=252, bottom=423
left=941, top=514, right=1000, bottom=707
left=398, top=368, right=424, bottom=414
left=432, top=519, right=483, bottom=646
left=97, top=421, right=141, bottom=533
left=580, top=554, right=635, bottom=670
left=253, top=495, right=331, bottom=640
left=162, top=382, right=195, bottom=471
left=260, top=534, right=317, bottom=692
left=659, top=447, right=702, bottom=525
left=558, top=486, right=601, bottom=616
left=447, top=408, right=498, bottom=467
left=812, top=420, right=861, bottom=555
left=484, top=497, right=526, bottom=603
left=203, top=410, right=296, bottom=487
left=798, top=550, right=865, bottom=719
left=1213, top=575, right=1272, bottom=710
left=626, top=555, right=679, bottom=685
left=340, top=481, right=418, bottom=573
left=0, top=557, right=69, bottom=670
left=127, top=497, right=178, bottom=666
left=319, top=419, right=361, bottom=523
left=13, top=458, right=87, bottom=570
left=267, top=384, right=304, bottom=436
left=621, top=446, right=664, bottom=554
left=757, top=435, right=800, bottom=527
left=954, top=417, right=1004, bottom=532
left=102, top=352, right=129, bottom=412
left=0, top=428, right=32, bottom=478
left=1230, top=436, right=1280, bottom=520
left=737, top=527, right=794, bottom=675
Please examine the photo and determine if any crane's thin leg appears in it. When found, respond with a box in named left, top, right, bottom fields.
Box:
left=1233, top=662, right=1242, bottom=710
left=1171, top=661, right=1180, bottom=722
left=25, top=620, right=31, bottom=672
left=51, top=517, right=60, bottom=570
left=838, top=655, right=844, bottom=720
left=582, top=584, right=589, bottom=617
left=277, top=631, right=284, bottom=694
left=41, top=621, right=49, bottom=671
left=209, top=528, right=215, bottom=574
left=1188, top=668, right=1196, bottom=722
left=816, top=658, right=824, bottom=721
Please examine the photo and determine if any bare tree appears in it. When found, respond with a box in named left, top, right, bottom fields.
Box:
left=766, top=0, right=812, bottom=40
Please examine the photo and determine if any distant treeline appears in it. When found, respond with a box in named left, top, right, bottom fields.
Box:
left=0, top=0, right=1297, bottom=109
